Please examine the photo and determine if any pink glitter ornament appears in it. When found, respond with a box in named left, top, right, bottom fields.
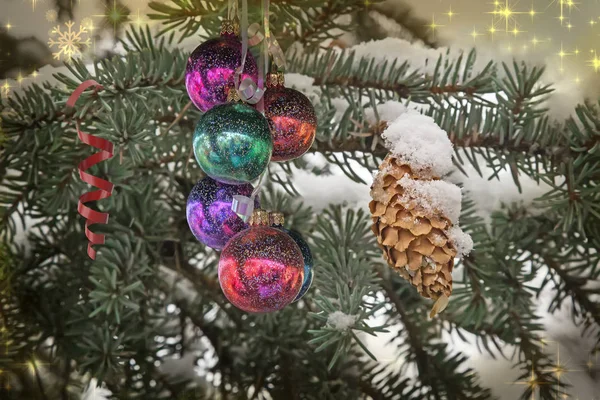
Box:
left=218, top=210, right=304, bottom=313
left=185, top=20, right=258, bottom=112
left=263, top=71, right=317, bottom=162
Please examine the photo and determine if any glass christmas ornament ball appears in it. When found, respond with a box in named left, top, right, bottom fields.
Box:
left=285, top=229, right=314, bottom=302
left=218, top=226, right=305, bottom=313
left=186, top=177, right=259, bottom=250
left=193, top=102, right=273, bottom=185
left=264, top=86, right=317, bottom=162
left=185, top=36, right=258, bottom=112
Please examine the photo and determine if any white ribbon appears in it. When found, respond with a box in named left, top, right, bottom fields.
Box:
left=234, top=0, right=264, bottom=104
left=228, top=0, right=237, bottom=21
left=231, top=170, right=267, bottom=222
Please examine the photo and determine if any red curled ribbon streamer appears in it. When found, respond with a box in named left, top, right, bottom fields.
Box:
left=66, top=80, right=114, bottom=260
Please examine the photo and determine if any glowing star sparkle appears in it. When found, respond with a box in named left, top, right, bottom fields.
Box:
left=1, top=81, right=11, bottom=98
left=565, top=0, right=579, bottom=11
left=94, top=0, right=130, bottom=35
left=45, top=9, right=57, bottom=22
left=588, top=53, right=600, bottom=72
left=81, top=18, right=94, bottom=31
left=47, top=21, right=91, bottom=62
left=470, top=28, right=482, bottom=41
left=487, top=23, right=499, bottom=40
left=511, top=21, right=525, bottom=37
left=489, top=0, right=526, bottom=31
left=425, top=14, right=444, bottom=39
left=556, top=42, right=572, bottom=72
left=16, top=73, right=24, bottom=87
left=445, top=6, right=457, bottom=21
left=129, top=9, right=147, bottom=28
left=529, top=6, right=537, bottom=21
left=26, top=0, right=43, bottom=11
left=512, top=364, right=550, bottom=400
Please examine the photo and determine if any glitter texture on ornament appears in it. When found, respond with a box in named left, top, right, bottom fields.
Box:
left=264, top=72, right=317, bottom=162
left=218, top=222, right=304, bottom=313
left=193, top=102, right=272, bottom=185
left=185, top=35, right=258, bottom=112
left=186, top=177, right=259, bottom=250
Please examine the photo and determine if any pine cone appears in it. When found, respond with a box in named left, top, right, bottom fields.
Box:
left=369, top=155, right=457, bottom=302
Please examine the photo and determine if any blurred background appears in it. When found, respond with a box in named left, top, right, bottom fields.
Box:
left=2, top=0, right=600, bottom=399
left=2, top=0, right=600, bottom=106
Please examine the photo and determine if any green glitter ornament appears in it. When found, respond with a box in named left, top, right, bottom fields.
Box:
left=193, top=102, right=273, bottom=185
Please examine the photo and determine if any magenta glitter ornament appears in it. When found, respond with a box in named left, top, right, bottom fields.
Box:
left=263, top=72, right=317, bottom=162
left=218, top=215, right=304, bottom=313
left=185, top=34, right=258, bottom=112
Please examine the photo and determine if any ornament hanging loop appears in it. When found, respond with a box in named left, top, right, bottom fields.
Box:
left=234, top=0, right=264, bottom=104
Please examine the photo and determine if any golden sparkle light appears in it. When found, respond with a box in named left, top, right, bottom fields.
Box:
left=5, top=22, right=12, bottom=31
left=513, top=365, right=544, bottom=400
left=565, top=0, right=579, bottom=12
left=489, top=0, right=526, bottom=31
left=81, top=17, right=96, bottom=37
left=425, top=14, right=444, bottom=39
left=445, top=6, right=457, bottom=21
left=556, top=42, right=572, bottom=72
left=129, top=9, right=147, bottom=28
left=588, top=51, right=600, bottom=72
left=529, top=6, right=537, bottom=21
left=1, top=81, right=11, bottom=98
left=487, top=23, right=498, bottom=40
left=94, top=0, right=131, bottom=35
left=585, top=353, right=597, bottom=370
left=511, top=21, right=525, bottom=37
left=470, top=27, right=482, bottom=41
left=16, top=73, right=24, bottom=87
left=26, top=0, right=42, bottom=12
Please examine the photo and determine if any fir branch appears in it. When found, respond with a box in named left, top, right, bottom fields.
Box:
left=542, top=254, right=600, bottom=336
left=378, top=269, right=492, bottom=399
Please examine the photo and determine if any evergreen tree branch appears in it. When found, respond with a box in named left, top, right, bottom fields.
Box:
left=2, top=22, right=600, bottom=398
left=369, top=2, right=437, bottom=47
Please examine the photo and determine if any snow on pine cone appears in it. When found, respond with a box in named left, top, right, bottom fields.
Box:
left=369, top=155, right=456, bottom=300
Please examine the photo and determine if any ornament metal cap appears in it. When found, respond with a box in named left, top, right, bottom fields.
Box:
left=269, top=212, right=285, bottom=227
left=266, top=71, right=285, bottom=88
left=226, top=86, right=242, bottom=103
left=221, top=18, right=240, bottom=37
left=249, top=209, right=270, bottom=227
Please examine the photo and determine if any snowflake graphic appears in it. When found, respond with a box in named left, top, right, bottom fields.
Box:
left=45, top=9, right=57, bottom=22
left=47, top=21, right=91, bottom=62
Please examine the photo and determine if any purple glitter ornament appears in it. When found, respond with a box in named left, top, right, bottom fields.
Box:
left=185, top=35, right=258, bottom=112
left=186, top=177, right=260, bottom=250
